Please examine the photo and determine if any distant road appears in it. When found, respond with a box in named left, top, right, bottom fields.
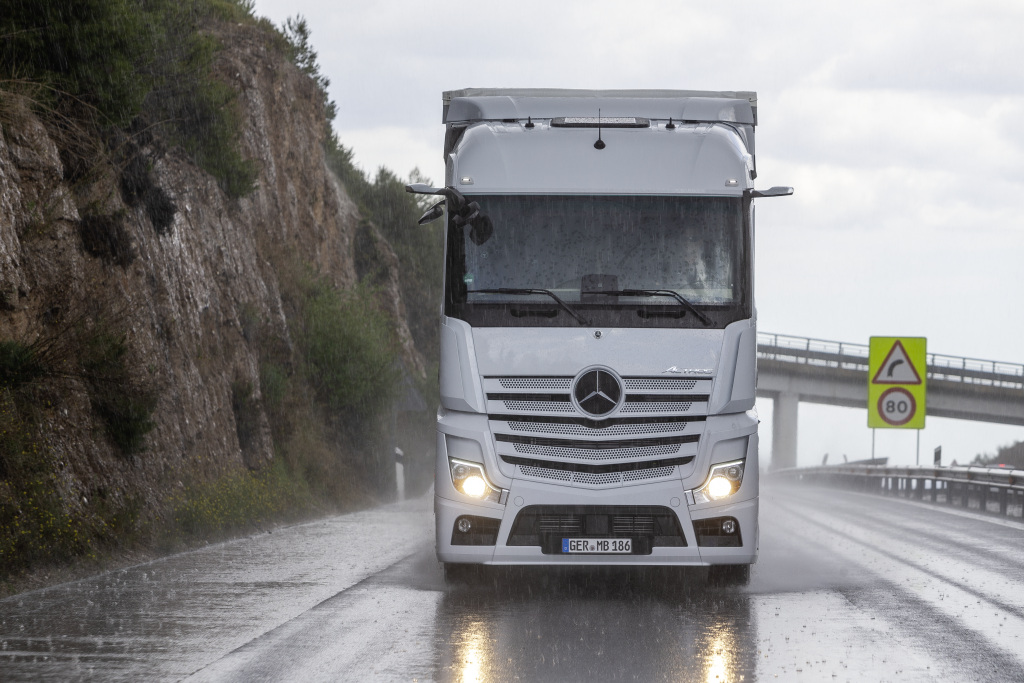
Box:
left=2, top=483, right=1023, bottom=681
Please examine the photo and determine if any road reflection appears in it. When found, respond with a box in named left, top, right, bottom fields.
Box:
left=434, top=566, right=756, bottom=682
left=452, top=619, right=491, bottom=683
left=701, top=624, right=738, bottom=683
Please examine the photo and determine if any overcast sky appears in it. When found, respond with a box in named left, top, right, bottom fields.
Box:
left=256, top=0, right=1024, bottom=467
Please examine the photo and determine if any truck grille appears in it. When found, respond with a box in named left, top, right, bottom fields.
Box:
left=485, top=375, right=711, bottom=488
left=507, top=505, right=687, bottom=550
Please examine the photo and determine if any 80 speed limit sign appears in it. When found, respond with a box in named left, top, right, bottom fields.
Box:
left=877, top=387, right=917, bottom=426
left=868, top=337, right=926, bottom=429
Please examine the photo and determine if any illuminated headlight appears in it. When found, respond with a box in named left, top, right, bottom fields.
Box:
left=449, top=458, right=505, bottom=503
left=692, top=459, right=745, bottom=504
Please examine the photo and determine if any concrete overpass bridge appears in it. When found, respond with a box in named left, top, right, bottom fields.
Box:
left=756, top=332, right=1024, bottom=468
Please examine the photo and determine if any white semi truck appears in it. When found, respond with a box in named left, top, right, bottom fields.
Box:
left=407, top=89, right=791, bottom=584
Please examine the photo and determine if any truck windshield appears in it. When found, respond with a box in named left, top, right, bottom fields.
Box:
left=446, top=194, right=750, bottom=328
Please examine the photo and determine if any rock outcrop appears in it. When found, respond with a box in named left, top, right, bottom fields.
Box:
left=0, top=22, right=424, bottom=523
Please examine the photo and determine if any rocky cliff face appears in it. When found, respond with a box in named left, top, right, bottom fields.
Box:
left=0, top=22, right=424, bottom=530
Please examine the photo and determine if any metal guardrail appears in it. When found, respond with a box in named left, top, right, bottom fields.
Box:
left=757, top=332, right=1024, bottom=390
left=772, top=464, right=1024, bottom=521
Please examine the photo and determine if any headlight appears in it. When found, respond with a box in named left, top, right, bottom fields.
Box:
left=449, top=458, right=505, bottom=503
left=692, top=459, right=745, bottom=504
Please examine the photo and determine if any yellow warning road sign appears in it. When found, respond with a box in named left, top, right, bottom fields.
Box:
left=868, top=337, right=926, bottom=429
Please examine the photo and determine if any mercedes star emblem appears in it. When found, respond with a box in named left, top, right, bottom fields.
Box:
left=572, top=368, right=623, bottom=417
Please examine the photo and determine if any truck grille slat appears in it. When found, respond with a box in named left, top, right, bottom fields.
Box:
left=512, top=442, right=680, bottom=460
left=503, top=400, right=576, bottom=412
left=505, top=420, right=689, bottom=436
left=620, top=402, right=693, bottom=413
left=498, top=377, right=573, bottom=390
left=623, top=378, right=698, bottom=391
left=486, top=375, right=710, bottom=487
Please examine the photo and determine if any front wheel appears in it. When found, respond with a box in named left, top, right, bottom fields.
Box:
left=707, top=564, right=750, bottom=587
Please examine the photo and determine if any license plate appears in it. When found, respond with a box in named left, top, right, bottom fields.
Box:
left=562, top=538, right=632, bottom=554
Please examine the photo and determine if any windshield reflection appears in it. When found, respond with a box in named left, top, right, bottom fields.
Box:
left=454, top=195, right=744, bottom=305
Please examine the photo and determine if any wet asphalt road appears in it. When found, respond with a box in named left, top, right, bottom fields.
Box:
left=2, top=482, right=1024, bottom=682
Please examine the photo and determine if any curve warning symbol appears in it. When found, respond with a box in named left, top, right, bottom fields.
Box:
left=871, top=340, right=922, bottom=385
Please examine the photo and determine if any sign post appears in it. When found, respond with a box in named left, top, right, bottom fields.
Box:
left=868, top=337, right=927, bottom=431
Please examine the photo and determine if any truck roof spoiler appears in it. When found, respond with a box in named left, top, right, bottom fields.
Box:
left=442, top=88, right=757, bottom=126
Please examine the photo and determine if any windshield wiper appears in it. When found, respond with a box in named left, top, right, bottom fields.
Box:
left=596, top=289, right=713, bottom=327
left=469, top=288, right=591, bottom=326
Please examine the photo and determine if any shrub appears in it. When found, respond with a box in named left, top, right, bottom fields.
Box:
left=148, top=32, right=257, bottom=199
left=79, top=211, right=136, bottom=267
left=167, top=459, right=311, bottom=540
left=0, top=390, right=93, bottom=576
left=1, top=0, right=259, bottom=198
left=0, top=342, right=45, bottom=391
left=0, top=0, right=155, bottom=126
left=144, top=185, right=177, bottom=235
left=281, top=15, right=336, bottom=122
left=259, top=361, right=288, bottom=411
left=80, top=327, right=157, bottom=455
left=300, top=281, right=400, bottom=418
left=324, top=144, right=444, bottom=359
left=231, top=379, right=260, bottom=453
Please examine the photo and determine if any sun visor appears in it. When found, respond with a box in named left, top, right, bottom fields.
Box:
left=443, top=90, right=756, bottom=126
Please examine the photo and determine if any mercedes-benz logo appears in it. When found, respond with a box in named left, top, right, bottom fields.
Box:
left=572, top=368, right=623, bottom=417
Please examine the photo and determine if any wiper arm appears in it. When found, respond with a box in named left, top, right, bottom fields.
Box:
left=596, top=289, right=713, bottom=327
left=469, top=288, right=591, bottom=326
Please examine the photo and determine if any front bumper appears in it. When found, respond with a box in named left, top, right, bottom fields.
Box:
left=435, top=477, right=758, bottom=566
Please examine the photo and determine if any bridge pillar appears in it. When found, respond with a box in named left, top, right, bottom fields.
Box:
left=772, top=392, right=799, bottom=470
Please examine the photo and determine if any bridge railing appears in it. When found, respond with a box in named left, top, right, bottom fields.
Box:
left=771, top=464, right=1024, bottom=521
left=757, top=332, right=1024, bottom=390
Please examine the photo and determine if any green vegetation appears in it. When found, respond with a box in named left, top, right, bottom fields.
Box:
left=78, top=209, right=136, bottom=266
left=281, top=15, right=337, bottom=122
left=0, top=341, right=46, bottom=391
left=231, top=380, right=261, bottom=454
left=1, top=0, right=258, bottom=196
left=0, top=0, right=154, bottom=126
left=300, top=280, right=400, bottom=417
left=325, top=140, right=445, bottom=361
left=277, top=11, right=443, bottom=358
left=80, top=326, right=158, bottom=455
left=252, top=262, right=404, bottom=502
left=166, top=460, right=311, bottom=541
left=0, top=396, right=93, bottom=574
left=0, top=387, right=146, bottom=577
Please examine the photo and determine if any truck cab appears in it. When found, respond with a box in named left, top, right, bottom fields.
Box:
left=408, top=89, right=790, bottom=584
